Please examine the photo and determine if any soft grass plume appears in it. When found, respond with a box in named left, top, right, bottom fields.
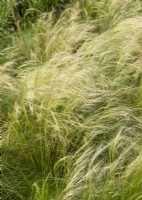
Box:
left=0, top=8, right=94, bottom=72
left=1, top=1, right=142, bottom=200
left=77, top=0, right=141, bottom=32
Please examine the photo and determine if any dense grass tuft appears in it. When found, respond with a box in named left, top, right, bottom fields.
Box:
left=1, top=1, right=142, bottom=200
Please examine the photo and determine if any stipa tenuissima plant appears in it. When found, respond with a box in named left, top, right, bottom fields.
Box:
left=76, top=0, right=141, bottom=33
left=2, top=1, right=142, bottom=200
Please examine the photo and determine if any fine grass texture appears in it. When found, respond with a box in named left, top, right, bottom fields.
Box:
left=1, top=0, right=142, bottom=200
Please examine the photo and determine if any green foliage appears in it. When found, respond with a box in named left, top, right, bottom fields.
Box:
left=0, top=0, right=73, bottom=32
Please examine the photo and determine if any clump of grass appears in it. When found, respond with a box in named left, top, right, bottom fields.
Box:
left=77, top=0, right=141, bottom=33
left=1, top=1, right=142, bottom=200
left=0, top=8, right=94, bottom=74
